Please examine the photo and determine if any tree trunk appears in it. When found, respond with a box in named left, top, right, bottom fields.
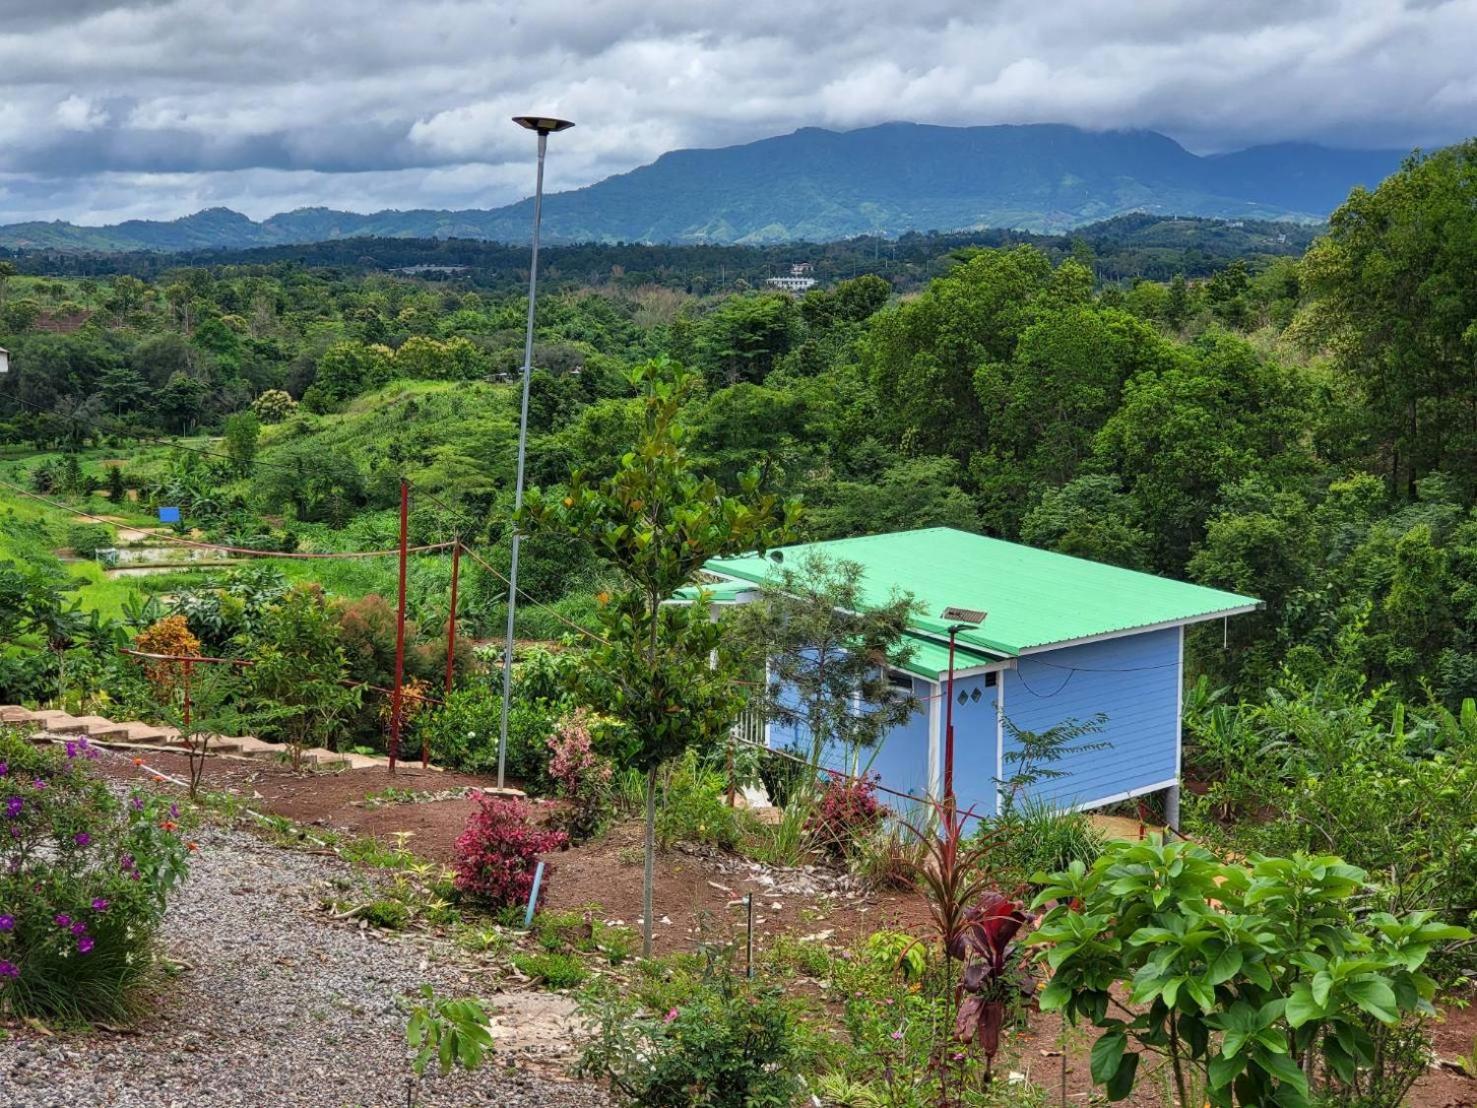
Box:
left=643, top=764, right=657, bottom=959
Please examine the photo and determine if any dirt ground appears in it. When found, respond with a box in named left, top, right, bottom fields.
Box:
left=100, top=752, right=1477, bottom=1107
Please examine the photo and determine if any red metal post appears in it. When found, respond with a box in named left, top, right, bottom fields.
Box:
left=182, top=658, right=193, bottom=734
left=389, top=478, right=409, bottom=772
left=944, top=628, right=957, bottom=806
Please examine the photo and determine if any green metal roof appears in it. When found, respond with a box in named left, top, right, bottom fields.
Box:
left=705, top=528, right=1259, bottom=673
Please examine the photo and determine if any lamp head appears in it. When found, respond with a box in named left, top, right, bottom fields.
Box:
left=513, top=116, right=575, bottom=136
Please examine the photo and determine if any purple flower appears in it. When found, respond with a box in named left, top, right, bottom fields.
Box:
left=169, top=803, right=179, bottom=819
left=91, top=898, right=109, bottom=912
left=4, top=796, right=20, bottom=819
left=73, top=832, right=91, bottom=848
left=77, top=936, right=94, bottom=955
left=130, top=796, right=144, bottom=812
left=0, top=914, right=14, bottom=932
left=71, top=922, right=86, bottom=936
left=65, top=741, right=78, bottom=759
left=54, top=914, right=71, bottom=928
left=31, top=778, right=46, bottom=790
left=0, top=961, right=18, bottom=979
left=0, top=761, right=8, bottom=776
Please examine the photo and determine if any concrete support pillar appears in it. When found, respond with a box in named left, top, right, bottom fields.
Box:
left=1163, top=782, right=1181, bottom=834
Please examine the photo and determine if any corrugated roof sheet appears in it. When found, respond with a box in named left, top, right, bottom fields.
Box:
left=705, top=528, right=1258, bottom=666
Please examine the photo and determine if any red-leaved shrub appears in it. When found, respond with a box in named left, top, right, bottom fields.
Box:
left=807, top=774, right=887, bottom=859
left=546, top=710, right=613, bottom=842
left=452, top=795, right=567, bottom=909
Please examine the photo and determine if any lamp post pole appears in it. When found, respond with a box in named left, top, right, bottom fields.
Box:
left=938, top=607, right=986, bottom=814
left=498, top=115, right=573, bottom=791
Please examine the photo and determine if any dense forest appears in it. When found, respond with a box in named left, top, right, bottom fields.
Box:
left=3, top=145, right=1472, bottom=707
left=0, top=212, right=1316, bottom=290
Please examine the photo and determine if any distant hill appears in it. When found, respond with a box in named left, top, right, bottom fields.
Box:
left=0, top=123, right=1407, bottom=252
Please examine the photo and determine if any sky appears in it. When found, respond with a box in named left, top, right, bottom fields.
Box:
left=1, top=0, right=1474, bottom=226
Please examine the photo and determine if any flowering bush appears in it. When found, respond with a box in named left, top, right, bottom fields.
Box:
left=546, top=710, right=613, bottom=842
left=451, top=795, right=567, bottom=910
left=807, top=774, right=887, bottom=860
left=0, top=730, right=191, bottom=1020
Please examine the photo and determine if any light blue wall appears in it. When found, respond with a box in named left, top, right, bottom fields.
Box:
left=761, top=624, right=1182, bottom=819
left=999, top=626, right=1181, bottom=813
left=865, top=677, right=933, bottom=811
left=942, top=671, right=999, bottom=820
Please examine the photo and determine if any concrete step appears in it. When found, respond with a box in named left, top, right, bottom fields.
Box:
left=230, top=736, right=287, bottom=760
left=31, top=711, right=89, bottom=734
left=71, top=716, right=133, bottom=741
left=301, top=747, right=350, bottom=769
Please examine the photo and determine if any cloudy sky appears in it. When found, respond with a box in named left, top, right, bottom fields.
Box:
left=1, top=0, right=1474, bottom=226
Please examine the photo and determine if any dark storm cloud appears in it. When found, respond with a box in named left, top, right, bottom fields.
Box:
left=0, top=0, right=1474, bottom=223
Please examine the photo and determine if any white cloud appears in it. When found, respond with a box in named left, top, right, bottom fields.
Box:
left=0, top=0, right=1473, bottom=223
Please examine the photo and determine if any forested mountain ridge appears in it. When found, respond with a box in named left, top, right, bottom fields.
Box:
left=0, top=123, right=1406, bottom=251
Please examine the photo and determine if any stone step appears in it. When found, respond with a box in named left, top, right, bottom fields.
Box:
left=71, top=716, right=133, bottom=741
left=230, top=736, right=287, bottom=760
left=31, top=710, right=89, bottom=734
left=301, top=747, right=350, bottom=769
left=1, top=706, right=40, bottom=724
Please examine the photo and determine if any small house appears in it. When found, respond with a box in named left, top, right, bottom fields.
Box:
left=700, top=528, right=1258, bottom=824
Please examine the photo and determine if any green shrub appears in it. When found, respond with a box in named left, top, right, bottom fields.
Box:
left=655, top=749, right=746, bottom=851
left=415, top=683, right=560, bottom=786
left=63, top=523, right=111, bottom=558
left=511, top=951, right=588, bottom=990
left=579, top=957, right=806, bottom=1107
left=0, top=733, right=191, bottom=1021
left=986, top=800, right=1104, bottom=890
left=361, top=899, right=410, bottom=930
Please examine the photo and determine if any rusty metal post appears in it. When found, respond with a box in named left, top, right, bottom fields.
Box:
left=182, top=657, right=193, bottom=733
left=389, top=478, right=409, bottom=772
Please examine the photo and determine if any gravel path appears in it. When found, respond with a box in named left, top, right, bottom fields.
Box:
left=0, top=824, right=611, bottom=1108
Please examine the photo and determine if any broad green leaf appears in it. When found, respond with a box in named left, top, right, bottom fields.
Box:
left=1090, top=1031, right=1127, bottom=1083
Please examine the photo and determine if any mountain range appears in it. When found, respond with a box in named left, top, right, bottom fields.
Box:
left=0, top=123, right=1408, bottom=253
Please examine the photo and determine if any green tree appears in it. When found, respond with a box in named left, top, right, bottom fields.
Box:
left=245, top=585, right=359, bottom=770
left=1033, top=839, right=1468, bottom=1106
left=865, top=245, right=1058, bottom=462
left=693, top=293, right=800, bottom=387
left=727, top=552, right=919, bottom=769
left=523, top=358, right=799, bottom=956
left=1302, top=141, right=1477, bottom=496
left=223, top=410, right=260, bottom=476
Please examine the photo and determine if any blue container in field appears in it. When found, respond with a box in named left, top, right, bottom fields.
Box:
left=158, top=506, right=181, bottom=524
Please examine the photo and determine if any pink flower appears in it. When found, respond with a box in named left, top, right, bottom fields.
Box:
left=890, top=1027, right=905, bottom=1041
left=77, top=936, right=94, bottom=954
left=664, top=1008, right=679, bottom=1023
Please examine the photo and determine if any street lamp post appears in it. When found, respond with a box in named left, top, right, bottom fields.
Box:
left=939, top=607, right=986, bottom=810
left=498, top=114, right=574, bottom=791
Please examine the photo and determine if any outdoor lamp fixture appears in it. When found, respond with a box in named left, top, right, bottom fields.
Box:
left=497, top=113, right=575, bottom=791
left=939, top=607, right=987, bottom=808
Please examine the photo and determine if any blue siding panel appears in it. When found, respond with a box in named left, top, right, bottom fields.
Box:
left=999, top=627, right=1180, bottom=812
left=866, top=677, right=933, bottom=812
left=942, top=672, right=1000, bottom=820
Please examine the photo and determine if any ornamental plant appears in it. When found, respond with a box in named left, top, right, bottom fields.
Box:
left=546, top=709, right=614, bottom=843
left=1030, top=836, right=1471, bottom=1106
left=806, top=773, right=886, bottom=860
left=0, top=730, right=190, bottom=1020
left=451, top=795, right=567, bottom=910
